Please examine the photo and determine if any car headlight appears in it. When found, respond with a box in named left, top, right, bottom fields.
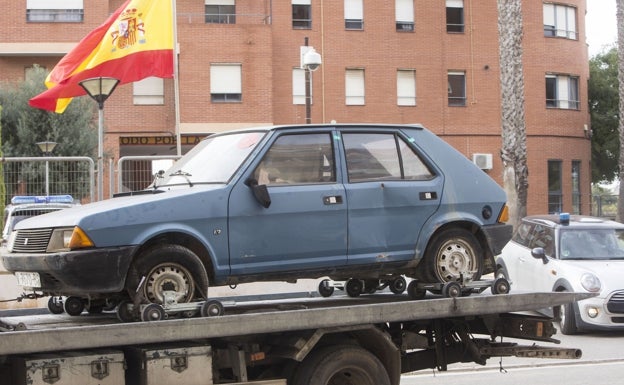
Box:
left=47, top=227, right=94, bottom=252
left=580, top=273, right=601, bottom=293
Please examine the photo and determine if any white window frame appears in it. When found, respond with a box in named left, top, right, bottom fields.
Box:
left=26, top=0, right=83, bottom=22
left=344, top=0, right=364, bottom=30
left=397, top=69, right=416, bottom=106
left=446, top=0, right=464, bottom=33
left=543, top=3, right=577, bottom=40
left=545, top=74, right=579, bottom=110
left=133, top=77, right=165, bottom=105
left=210, top=64, right=242, bottom=102
left=395, top=0, right=414, bottom=32
left=447, top=71, right=466, bottom=106
left=346, top=68, right=365, bottom=105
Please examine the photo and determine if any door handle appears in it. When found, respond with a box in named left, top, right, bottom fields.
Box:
left=323, top=196, right=343, bottom=205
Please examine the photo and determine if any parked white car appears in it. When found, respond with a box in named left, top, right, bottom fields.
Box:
left=496, top=214, right=624, bottom=334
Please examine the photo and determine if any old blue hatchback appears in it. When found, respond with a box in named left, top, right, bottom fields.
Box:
left=2, top=124, right=511, bottom=317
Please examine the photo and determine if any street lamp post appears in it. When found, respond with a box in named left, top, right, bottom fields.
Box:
left=79, top=77, right=120, bottom=201
left=300, top=37, right=322, bottom=124
left=36, top=140, right=57, bottom=196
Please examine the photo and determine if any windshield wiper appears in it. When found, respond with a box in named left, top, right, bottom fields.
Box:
left=169, top=169, right=194, bottom=187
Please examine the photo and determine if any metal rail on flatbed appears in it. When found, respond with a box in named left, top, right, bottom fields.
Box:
left=0, top=292, right=591, bottom=356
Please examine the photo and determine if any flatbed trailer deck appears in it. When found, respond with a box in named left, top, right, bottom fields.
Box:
left=0, top=292, right=587, bottom=385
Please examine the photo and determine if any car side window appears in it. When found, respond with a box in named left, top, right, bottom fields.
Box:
left=342, top=132, right=434, bottom=182
left=253, top=133, right=335, bottom=185
left=530, top=225, right=555, bottom=257
left=511, top=221, right=535, bottom=247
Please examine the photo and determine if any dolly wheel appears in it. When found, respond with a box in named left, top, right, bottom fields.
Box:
left=346, top=279, right=363, bottom=297
left=201, top=300, right=224, bottom=317
left=64, top=296, right=85, bottom=316
left=407, top=280, right=426, bottom=300
left=491, top=277, right=510, bottom=295
left=442, top=281, right=462, bottom=298
left=141, top=303, right=166, bottom=322
left=318, top=279, right=335, bottom=297
left=47, top=296, right=64, bottom=314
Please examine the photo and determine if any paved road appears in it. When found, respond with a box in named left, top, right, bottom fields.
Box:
left=401, top=329, right=624, bottom=384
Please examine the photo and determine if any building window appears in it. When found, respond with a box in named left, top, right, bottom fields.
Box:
left=545, top=74, right=579, bottom=110
left=210, top=64, right=242, bottom=103
left=395, top=0, right=414, bottom=32
left=572, top=160, right=581, bottom=214
left=292, top=0, right=311, bottom=29
left=346, top=69, right=365, bottom=105
left=397, top=69, right=416, bottom=106
left=26, top=0, right=84, bottom=22
left=292, top=68, right=308, bottom=105
left=133, top=77, right=164, bottom=105
left=446, top=0, right=464, bottom=33
left=543, top=3, right=577, bottom=39
left=448, top=71, right=466, bottom=106
left=345, top=0, right=363, bottom=30
left=205, top=0, right=236, bottom=24
left=548, top=160, right=563, bottom=214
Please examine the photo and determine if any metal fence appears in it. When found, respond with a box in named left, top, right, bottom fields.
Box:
left=115, top=156, right=181, bottom=194
left=1, top=157, right=95, bottom=205
left=592, top=194, right=618, bottom=219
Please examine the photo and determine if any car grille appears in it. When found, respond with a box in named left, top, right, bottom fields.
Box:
left=11, top=229, right=52, bottom=253
left=607, top=291, right=624, bottom=314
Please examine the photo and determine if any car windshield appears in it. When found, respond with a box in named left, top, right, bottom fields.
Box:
left=155, top=131, right=266, bottom=186
left=559, top=228, right=624, bottom=260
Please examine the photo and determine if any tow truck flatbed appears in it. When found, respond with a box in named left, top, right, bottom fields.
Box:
left=0, top=292, right=588, bottom=356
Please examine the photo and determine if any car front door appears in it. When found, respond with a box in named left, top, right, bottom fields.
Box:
left=340, top=131, right=443, bottom=265
left=228, top=131, right=348, bottom=276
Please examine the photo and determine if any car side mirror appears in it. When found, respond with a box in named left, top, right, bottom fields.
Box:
left=245, top=178, right=271, bottom=208
left=531, top=247, right=548, bottom=264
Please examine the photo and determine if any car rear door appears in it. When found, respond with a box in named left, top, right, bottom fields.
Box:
left=228, top=131, right=348, bottom=275
left=339, top=130, right=443, bottom=265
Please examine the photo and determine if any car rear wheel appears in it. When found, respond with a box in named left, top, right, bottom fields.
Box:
left=424, top=228, right=483, bottom=283
left=128, top=244, right=209, bottom=305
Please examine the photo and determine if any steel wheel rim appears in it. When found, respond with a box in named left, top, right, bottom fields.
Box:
left=435, top=239, right=476, bottom=281
left=144, top=262, right=195, bottom=304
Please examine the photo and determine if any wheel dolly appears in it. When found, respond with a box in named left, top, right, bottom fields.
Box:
left=406, top=273, right=511, bottom=300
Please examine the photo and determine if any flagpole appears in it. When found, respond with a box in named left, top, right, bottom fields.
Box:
left=172, top=0, right=182, bottom=156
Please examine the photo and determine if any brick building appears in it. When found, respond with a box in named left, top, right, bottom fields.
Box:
left=0, top=0, right=590, bottom=214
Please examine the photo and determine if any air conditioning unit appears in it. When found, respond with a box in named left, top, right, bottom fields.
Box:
left=472, top=153, right=493, bottom=170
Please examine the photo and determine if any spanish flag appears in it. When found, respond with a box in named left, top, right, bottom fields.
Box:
left=29, top=0, right=174, bottom=113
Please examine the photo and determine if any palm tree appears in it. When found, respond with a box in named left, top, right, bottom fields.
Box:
left=616, top=0, right=624, bottom=221
left=497, top=0, right=528, bottom=229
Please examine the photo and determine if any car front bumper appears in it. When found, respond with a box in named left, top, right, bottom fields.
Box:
left=574, top=296, right=624, bottom=331
left=1, top=246, right=138, bottom=296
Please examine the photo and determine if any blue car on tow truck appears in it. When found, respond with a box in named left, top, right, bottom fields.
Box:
left=1, top=124, right=511, bottom=320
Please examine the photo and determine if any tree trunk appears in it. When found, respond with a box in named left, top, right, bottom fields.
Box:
left=498, top=0, right=528, bottom=230
left=616, top=0, right=624, bottom=222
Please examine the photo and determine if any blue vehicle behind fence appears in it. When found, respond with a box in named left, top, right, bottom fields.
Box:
left=1, top=124, right=511, bottom=318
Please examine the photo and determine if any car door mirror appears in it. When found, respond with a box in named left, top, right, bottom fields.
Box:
left=531, top=247, right=548, bottom=264
left=245, top=178, right=271, bottom=208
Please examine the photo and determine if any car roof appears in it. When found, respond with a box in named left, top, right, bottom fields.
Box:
left=522, top=214, right=624, bottom=229
left=210, top=123, right=426, bottom=136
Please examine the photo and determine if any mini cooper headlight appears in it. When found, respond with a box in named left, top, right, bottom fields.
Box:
left=47, top=227, right=94, bottom=252
left=580, top=273, right=601, bottom=293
